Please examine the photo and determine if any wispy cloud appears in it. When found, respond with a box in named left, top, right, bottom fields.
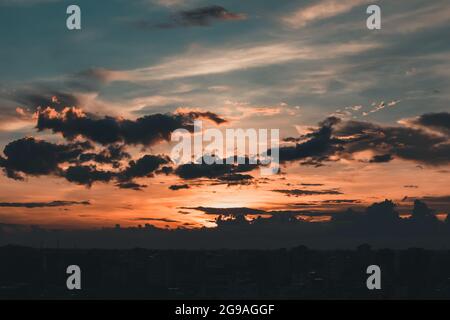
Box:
left=283, top=0, right=375, bottom=29
left=103, top=41, right=379, bottom=82
left=272, top=189, right=343, bottom=197
left=0, top=200, right=90, bottom=208
left=150, top=5, right=247, bottom=28
left=382, top=2, right=450, bottom=34
left=362, top=100, right=401, bottom=116
left=145, top=0, right=188, bottom=8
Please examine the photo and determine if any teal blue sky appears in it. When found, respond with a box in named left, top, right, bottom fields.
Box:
left=0, top=0, right=448, bottom=131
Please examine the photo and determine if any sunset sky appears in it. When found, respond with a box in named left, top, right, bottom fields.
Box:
left=0, top=0, right=448, bottom=229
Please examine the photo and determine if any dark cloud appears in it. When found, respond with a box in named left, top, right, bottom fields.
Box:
left=0, top=135, right=169, bottom=190
left=36, top=107, right=226, bottom=146
left=0, top=110, right=173, bottom=189
left=369, top=154, right=393, bottom=163
left=188, top=206, right=267, bottom=216
left=64, top=165, right=115, bottom=187
left=272, top=189, right=343, bottom=197
left=274, top=112, right=450, bottom=167
left=147, top=5, right=246, bottom=29
left=115, top=182, right=147, bottom=191
left=130, top=217, right=179, bottom=223
left=77, top=144, right=130, bottom=168
left=283, top=137, right=302, bottom=143
left=0, top=81, right=100, bottom=124
left=156, top=166, right=174, bottom=175
left=0, top=200, right=90, bottom=208
left=0, top=137, right=92, bottom=179
left=169, top=184, right=190, bottom=191
left=364, top=199, right=401, bottom=225
left=180, top=111, right=227, bottom=124
left=403, top=195, right=450, bottom=212
left=410, top=200, right=437, bottom=223
left=175, top=162, right=231, bottom=179
left=410, top=112, right=450, bottom=134
left=300, top=159, right=326, bottom=167
left=120, top=155, right=170, bottom=180
left=321, top=199, right=360, bottom=204
left=418, top=195, right=450, bottom=204
left=292, top=199, right=363, bottom=211
left=189, top=206, right=321, bottom=222
left=174, top=157, right=257, bottom=180
left=215, top=173, right=254, bottom=185
left=3, top=89, right=79, bottom=116
left=335, top=117, right=450, bottom=166
left=64, top=154, right=169, bottom=188
left=274, top=116, right=343, bottom=164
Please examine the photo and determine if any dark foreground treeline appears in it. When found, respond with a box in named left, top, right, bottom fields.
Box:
left=1, top=244, right=450, bottom=299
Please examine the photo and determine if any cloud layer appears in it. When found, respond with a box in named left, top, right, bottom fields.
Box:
left=275, top=112, right=450, bottom=166
left=36, top=107, right=226, bottom=146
